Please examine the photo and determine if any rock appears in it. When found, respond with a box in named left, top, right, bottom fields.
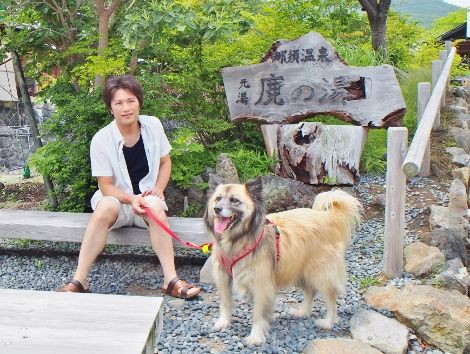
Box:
left=455, top=111, right=470, bottom=129
left=446, top=147, right=467, bottom=158
left=165, top=181, right=185, bottom=215
left=364, top=284, right=470, bottom=354
left=371, top=193, right=386, bottom=209
left=261, top=173, right=321, bottom=213
left=303, top=338, right=382, bottom=354
left=199, top=255, right=214, bottom=284
left=437, top=258, right=470, bottom=295
left=452, top=86, right=470, bottom=101
left=452, top=167, right=470, bottom=190
left=350, top=309, right=409, bottom=354
left=404, top=242, right=444, bottom=276
left=448, top=178, right=468, bottom=214
left=447, top=105, right=468, bottom=114
left=420, top=228, right=468, bottom=266
left=430, top=205, right=468, bottom=234
left=450, top=127, right=470, bottom=153
left=187, top=175, right=206, bottom=207
left=215, top=153, right=240, bottom=184
left=453, top=154, right=470, bottom=167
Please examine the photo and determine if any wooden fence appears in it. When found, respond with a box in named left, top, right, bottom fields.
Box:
left=384, top=41, right=456, bottom=278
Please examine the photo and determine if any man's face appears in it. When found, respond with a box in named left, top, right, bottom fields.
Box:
left=110, top=88, right=140, bottom=128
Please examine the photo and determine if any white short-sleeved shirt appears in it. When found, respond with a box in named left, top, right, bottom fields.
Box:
left=89, top=115, right=172, bottom=210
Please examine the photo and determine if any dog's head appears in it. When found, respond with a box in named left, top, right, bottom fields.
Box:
left=204, top=175, right=264, bottom=242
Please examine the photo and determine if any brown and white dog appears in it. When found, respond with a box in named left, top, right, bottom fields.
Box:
left=204, top=176, right=361, bottom=346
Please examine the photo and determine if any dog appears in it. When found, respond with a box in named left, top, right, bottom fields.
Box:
left=203, top=176, right=361, bottom=346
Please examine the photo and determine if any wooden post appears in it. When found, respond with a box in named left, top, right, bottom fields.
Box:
left=445, top=41, right=451, bottom=53
left=439, top=50, right=448, bottom=106
left=260, top=124, right=279, bottom=159
left=431, top=60, right=442, bottom=130
left=417, top=82, right=431, bottom=177
left=384, top=127, right=408, bottom=278
left=445, top=41, right=452, bottom=86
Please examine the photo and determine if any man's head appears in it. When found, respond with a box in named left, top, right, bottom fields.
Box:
left=103, top=75, right=144, bottom=110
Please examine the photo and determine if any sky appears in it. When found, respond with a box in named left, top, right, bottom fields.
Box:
left=444, top=0, right=470, bottom=8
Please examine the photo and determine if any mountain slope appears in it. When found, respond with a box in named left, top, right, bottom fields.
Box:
left=391, top=0, right=460, bottom=28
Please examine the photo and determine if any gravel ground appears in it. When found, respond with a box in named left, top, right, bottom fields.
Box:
left=0, top=174, right=452, bottom=354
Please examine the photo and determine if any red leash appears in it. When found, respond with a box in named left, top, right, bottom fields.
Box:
left=143, top=206, right=212, bottom=253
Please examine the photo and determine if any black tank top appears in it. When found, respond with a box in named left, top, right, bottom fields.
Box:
left=123, top=134, right=149, bottom=195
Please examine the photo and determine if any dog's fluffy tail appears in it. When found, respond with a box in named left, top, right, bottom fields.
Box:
left=312, top=188, right=362, bottom=240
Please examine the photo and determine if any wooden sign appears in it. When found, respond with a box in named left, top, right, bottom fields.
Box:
left=277, top=123, right=367, bottom=185
left=222, top=32, right=406, bottom=127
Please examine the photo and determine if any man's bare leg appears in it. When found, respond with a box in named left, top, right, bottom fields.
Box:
left=144, top=201, right=200, bottom=297
left=73, top=197, right=119, bottom=288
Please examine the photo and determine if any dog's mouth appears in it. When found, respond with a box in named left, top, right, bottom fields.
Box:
left=214, top=214, right=240, bottom=234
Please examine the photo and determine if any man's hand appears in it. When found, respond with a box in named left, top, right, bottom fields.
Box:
left=141, top=188, right=165, bottom=200
left=131, top=195, right=147, bottom=216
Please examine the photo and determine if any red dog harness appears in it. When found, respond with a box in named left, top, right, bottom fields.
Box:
left=217, top=221, right=281, bottom=276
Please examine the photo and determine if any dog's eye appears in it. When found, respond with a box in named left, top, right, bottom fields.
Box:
left=215, top=196, right=222, bottom=202
left=230, top=197, right=240, bottom=204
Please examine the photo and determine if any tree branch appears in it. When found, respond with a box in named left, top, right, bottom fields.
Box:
left=358, top=0, right=378, bottom=18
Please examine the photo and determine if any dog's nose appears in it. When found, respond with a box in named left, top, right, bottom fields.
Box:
left=214, top=206, right=222, bottom=215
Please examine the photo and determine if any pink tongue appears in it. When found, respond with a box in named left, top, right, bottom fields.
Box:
left=215, top=217, right=230, bottom=234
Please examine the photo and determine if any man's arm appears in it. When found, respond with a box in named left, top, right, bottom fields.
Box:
left=97, top=176, right=147, bottom=215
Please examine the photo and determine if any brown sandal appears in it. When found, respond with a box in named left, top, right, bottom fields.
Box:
left=162, top=276, right=200, bottom=299
left=57, top=279, right=91, bottom=293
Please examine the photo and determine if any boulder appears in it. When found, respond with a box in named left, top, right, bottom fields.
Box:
left=364, top=284, right=470, bottom=354
left=450, top=127, right=470, bottom=153
left=165, top=181, right=185, bottom=215
left=187, top=175, right=206, bottom=207
left=452, top=167, right=470, bottom=190
left=350, top=309, right=409, bottom=354
left=215, top=153, right=240, bottom=184
left=437, top=258, right=470, bottom=295
left=404, top=242, right=444, bottom=276
left=303, top=338, right=382, bottom=354
left=261, top=173, right=322, bottom=213
left=448, top=178, right=468, bottom=214
left=446, top=147, right=467, bottom=158
left=429, top=205, right=468, bottom=234
left=453, top=154, right=470, bottom=167
left=420, top=227, right=468, bottom=266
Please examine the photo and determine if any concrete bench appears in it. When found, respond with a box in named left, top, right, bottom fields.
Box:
left=0, top=288, right=163, bottom=354
left=0, top=209, right=209, bottom=247
left=0, top=209, right=213, bottom=282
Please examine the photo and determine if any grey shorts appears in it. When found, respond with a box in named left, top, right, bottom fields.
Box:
left=97, top=195, right=168, bottom=230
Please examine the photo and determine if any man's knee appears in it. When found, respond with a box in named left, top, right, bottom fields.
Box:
left=93, top=196, right=120, bottom=223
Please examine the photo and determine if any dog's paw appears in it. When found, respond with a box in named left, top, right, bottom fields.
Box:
left=245, top=332, right=266, bottom=346
left=314, top=318, right=334, bottom=330
left=213, top=317, right=230, bottom=331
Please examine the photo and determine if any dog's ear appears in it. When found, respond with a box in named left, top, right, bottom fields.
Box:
left=208, top=174, right=222, bottom=192
left=245, top=176, right=263, bottom=199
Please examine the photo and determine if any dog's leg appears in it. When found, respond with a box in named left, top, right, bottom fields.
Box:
left=315, top=286, right=339, bottom=330
left=290, top=286, right=315, bottom=318
left=245, top=284, right=274, bottom=346
left=214, top=273, right=233, bottom=331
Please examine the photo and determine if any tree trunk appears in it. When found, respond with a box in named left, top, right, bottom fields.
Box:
left=94, top=0, right=122, bottom=88
left=358, top=0, right=391, bottom=53
left=369, top=12, right=388, bottom=53
left=11, top=51, right=59, bottom=210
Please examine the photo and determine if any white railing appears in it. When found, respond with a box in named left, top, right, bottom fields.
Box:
left=383, top=41, right=455, bottom=278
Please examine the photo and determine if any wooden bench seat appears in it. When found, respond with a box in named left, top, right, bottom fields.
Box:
left=0, top=209, right=209, bottom=248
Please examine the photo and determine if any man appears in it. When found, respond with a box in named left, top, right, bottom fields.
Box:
left=59, top=74, right=200, bottom=299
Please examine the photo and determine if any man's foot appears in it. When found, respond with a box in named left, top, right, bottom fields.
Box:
left=57, top=279, right=91, bottom=293
left=162, top=276, right=200, bottom=299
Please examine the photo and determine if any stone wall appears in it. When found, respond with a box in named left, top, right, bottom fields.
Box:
left=0, top=126, right=32, bottom=171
